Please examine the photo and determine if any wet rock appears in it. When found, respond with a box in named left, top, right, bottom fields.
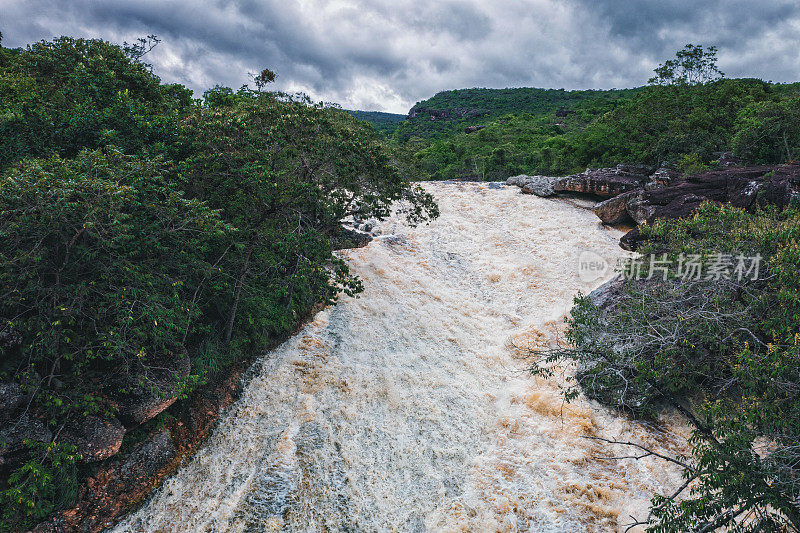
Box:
left=62, top=416, right=126, bottom=462
left=521, top=176, right=558, bottom=197
left=588, top=275, right=625, bottom=311
left=553, top=165, right=651, bottom=198
left=592, top=191, right=637, bottom=225
left=506, top=175, right=557, bottom=197
left=333, top=226, right=373, bottom=250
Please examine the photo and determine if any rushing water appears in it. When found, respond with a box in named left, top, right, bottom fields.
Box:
left=114, top=182, right=687, bottom=532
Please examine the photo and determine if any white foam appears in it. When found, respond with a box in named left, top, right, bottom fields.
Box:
left=113, top=182, right=687, bottom=532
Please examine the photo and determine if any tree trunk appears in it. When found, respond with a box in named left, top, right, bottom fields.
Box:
left=224, top=238, right=255, bottom=346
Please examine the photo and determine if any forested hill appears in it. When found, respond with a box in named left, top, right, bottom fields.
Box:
left=347, top=110, right=406, bottom=135
left=394, top=87, right=639, bottom=140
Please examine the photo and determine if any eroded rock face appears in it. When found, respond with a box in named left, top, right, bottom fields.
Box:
left=62, top=416, right=126, bottom=462
left=508, top=162, right=799, bottom=251
left=592, top=191, right=637, bottom=225
left=553, top=164, right=651, bottom=198
left=620, top=163, right=800, bottom=250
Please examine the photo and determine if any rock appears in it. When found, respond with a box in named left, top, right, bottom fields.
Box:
left=624, top=189, right=655, bottom=225
left=619, top=162, right=800, bottom=250
left=506, top=174, right=558, bottom=197
left=119, top=429, right=175, bottom=479
left=0, top=413, right=52, bottom=460
left=505, top=174, right=530, bottom=187
left=592, top=191, right=637, bottom=225
left=333, top=226, right=373, bottom=250
left=464, top=125, right=485, bottom=134
left=521, top=176, right=558, bottom=197
left=0, top=382, right=25, bottom=425
left=553, top=164, right=651, bottom=198
left=646, top=168, right=678, bottom=189
left=112, top=354, right=191, bottom=427
left=62, top=416, right=126, bottom=462
left=588, top=275, right=625, bottom=311
left=619, top=228, right=640, bottom=251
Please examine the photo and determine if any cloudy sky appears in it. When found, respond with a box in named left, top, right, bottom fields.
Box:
left=2, top=0, right=799, bottom=113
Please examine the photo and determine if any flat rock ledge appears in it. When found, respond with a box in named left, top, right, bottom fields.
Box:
left=507, top=160, right=800, bottom=250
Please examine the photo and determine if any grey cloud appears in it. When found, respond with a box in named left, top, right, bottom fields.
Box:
left=1, top=0, right=799, bottom=113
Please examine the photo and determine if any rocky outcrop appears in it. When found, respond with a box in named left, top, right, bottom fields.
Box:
left=507, top=162, right=800, bottom=251
left=552, top=164, right=652, bottom=198
left=110, top=354, right=191, bottom=427
left=407, top=106, right=487, bottom=122
left=506, top=175, right=558, bottom=197
left=588, top=275, right=625, bottom=312
left=620, top=163, right=800, bottom=250
left=34, top=356, right=249, bottom=533
left=62, top=416, right=126, bottom=462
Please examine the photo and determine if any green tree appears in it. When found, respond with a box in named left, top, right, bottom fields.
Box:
left=529, top=203, right=800, bottom=531
left=732, top=97, right=800, bottom=164
left=0, top=36, right=193, bottom=170
left=649, top=44, right=725, bottom=85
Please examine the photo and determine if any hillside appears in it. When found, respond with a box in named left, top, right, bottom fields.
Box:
left=347, top=110, right=406, bottom=136
left=394, top=87, right=639, bottom=141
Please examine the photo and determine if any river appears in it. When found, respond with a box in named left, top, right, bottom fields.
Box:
left=113, top=182, right=687, bottom=532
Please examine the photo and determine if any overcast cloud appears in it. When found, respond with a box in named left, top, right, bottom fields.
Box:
left=2, top=0, right=799, bottom=113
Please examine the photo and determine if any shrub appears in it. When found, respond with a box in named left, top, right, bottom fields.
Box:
left=530, top=203, right=800, bottom=530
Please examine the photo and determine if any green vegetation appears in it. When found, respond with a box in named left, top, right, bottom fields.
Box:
left=347, top=110, right=406, bottom=136
left=0, top=36, right=436, bottom=531
left=394, top=46, right=799, bottom=180
left=520, top=45, right=800, bottom=531
left=395, top=86, right=638, bottom=142
left=530, top=203, right=800, bottom=530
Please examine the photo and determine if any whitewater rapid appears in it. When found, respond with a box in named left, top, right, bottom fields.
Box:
left=114, top=182, right=687, bottom=532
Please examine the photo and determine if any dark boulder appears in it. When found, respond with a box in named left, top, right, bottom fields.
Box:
left=0, top=414, right=51, bottom=462
left=62, top=416, right=126, bottom=462
left=0, top=382, right=25, bottom=425
left=110, top=354, right=191, bottom=427
left=592, top=191, right=637, bottom=225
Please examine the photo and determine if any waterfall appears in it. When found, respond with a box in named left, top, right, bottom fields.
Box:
left=114, top=182, right=687, bottom=532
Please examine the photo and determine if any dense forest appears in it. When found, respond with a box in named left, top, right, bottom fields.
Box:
left=0, top=35, right=437, bottom=531
left=372, top=46, right=800, bottom=181
left=346, top=110, right=406, bottom=136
